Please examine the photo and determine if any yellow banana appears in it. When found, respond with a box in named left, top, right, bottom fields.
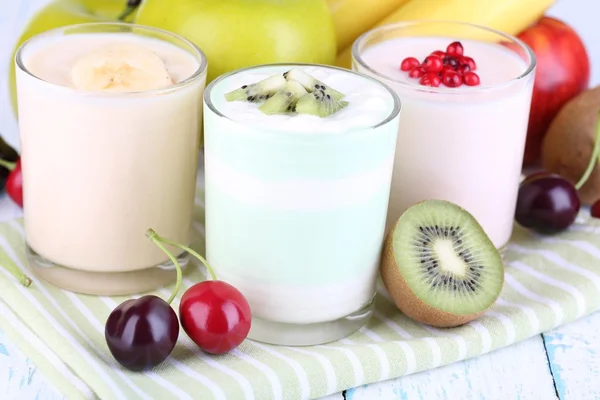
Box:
left=335, top=0, right=555, bottom=69
left=327, top=0, right=411, bottom=51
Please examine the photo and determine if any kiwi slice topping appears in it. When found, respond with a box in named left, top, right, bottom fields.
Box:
left=380, top=199, right=504, bottom=328
left=295, top=92, right=349, bottom=118
left=259, top=81, right=307, bottom=115
left=224, top=68, right=348, bottom=117
left=283, top=68, right=345, bottom=101
left=224, top=74, right=286, bottom=102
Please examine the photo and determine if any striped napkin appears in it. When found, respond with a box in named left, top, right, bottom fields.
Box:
left=1, top=184, right=600, bottom=400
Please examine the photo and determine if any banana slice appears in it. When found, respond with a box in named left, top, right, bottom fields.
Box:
left=70, top=43, right=173, bottom=93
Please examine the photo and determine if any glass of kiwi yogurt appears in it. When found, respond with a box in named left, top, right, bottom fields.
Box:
left=203, top=63, right=401, bottom=345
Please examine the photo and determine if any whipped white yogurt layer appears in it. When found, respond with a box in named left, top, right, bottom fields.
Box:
left=210, top=65, right=397, bottom=133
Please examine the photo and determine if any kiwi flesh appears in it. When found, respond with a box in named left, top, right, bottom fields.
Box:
left=380, top=199, right=504, bottom=328
left=224, top=74, right=287, bottom=102
left=295, top=92, right=349, bottom=118
left=259, top=81, right=307, bottom=115
left=283, top=68, right=345, bottom=100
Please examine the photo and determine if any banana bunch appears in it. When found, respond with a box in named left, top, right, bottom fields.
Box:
left=328, top=0, right=556, bottom=69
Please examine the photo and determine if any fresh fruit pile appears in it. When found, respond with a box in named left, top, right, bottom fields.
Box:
left=380, top=199, right=504, bottom=328
left=225, top=68, right=348, bottom=118
left=105, top=229, right=251, bottom=371
left=399, top=41, right=480, bottom=88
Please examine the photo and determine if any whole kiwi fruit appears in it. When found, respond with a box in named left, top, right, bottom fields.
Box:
left=541, top=85, right=600, bottom=204
left=380, top=199, right=504, bottom=328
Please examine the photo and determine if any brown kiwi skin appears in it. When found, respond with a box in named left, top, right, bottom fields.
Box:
left=541, top=85, right=600, bottom=205
left=380, top=218, right=493, bottom=328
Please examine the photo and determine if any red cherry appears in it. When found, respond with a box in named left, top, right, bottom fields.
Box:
left=408, top=66, right=426, bottom=78
left=430, top=50, right=446, bottom=57
left=179, top=280, right=251, bottom=355
left=423, top=55, right=443, bottom=73
left=459, top=56, right=476, bottom=71
left=591, top=199, right=600, bottom=218
left=446, top=41, right=464, bottom=56
left=442, top=70, right=463, bottom=88
left=463, top=72, right=480, bottom=86
left=456, top=64, right=471, bottom=75
left=5, top=160, right=22, bottom=208
left=400, top=57, right=420, bottom=71
left=420, top=72, right=441, bottom=87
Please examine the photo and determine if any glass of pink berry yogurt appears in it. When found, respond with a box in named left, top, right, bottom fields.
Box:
left=352, top=21, right=536, bottom=250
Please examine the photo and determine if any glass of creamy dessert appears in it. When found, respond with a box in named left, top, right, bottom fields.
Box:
left=15, top=22, right=207, bottom=295
left=203, top=64, right=400, bottom=345
left=352, top=21, right=536, bottom=250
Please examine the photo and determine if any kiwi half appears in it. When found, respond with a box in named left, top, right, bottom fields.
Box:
left=380, top=199, right=504, bottom=328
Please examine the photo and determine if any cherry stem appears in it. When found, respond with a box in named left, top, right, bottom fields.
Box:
left=575, top=112, right=600, bottom=191
left=146, top=228, right=217, bottom=303
left=0, top=159, right=16, bottom=171
left=146, top=229, right=182, bottom=305
left=1, top=257, right=32, bottom=287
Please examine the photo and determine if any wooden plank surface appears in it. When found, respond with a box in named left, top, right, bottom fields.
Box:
left=543, top=311, right=600, bottom=400
left=344, top=335, right=557, bottom=400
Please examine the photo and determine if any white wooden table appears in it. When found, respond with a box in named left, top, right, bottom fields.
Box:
left=1, top=0, right=600, bottom=399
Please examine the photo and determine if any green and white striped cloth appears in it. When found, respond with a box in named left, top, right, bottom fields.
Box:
left=1, top=185, right=600, bottom=400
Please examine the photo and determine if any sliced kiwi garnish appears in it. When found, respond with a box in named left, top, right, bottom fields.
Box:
left=380, top=199, right=504, bottom=328
left=224, top=74, right=286, bottom=102
left=224, top=69, right=348, bottom=117
left=295, top=92, right=349, bottom=118
left=283, top=68, right=345, bottom=101
left=259, top=81, right=307, bottom=115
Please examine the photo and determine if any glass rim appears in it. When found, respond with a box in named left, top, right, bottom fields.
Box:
left=351, top=20, right=537, bottom=93
left=15, top=22, right=208, bottom=97
left=203, top=62, right=401, bottom=135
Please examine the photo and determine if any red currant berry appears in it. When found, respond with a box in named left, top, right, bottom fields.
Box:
left=420, top=72, right=441, bottom=87
left=423, top=55, right=443, bottom=73
left=459, top=56, right=477, bottom=71
left=408, top=66, right=426, bottom=78
left=446, top=41, right=464, bottom=57
left=442, top=56, right=459, bottom=69
left=400, top=57, right=420, bottom=71
left=442, top=70, right=463, bottom=88
left=456, top=64, right=471, bottom=75
left=463, top=72, right=480, bottom=86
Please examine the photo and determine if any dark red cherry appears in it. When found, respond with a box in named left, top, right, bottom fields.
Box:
left=105, top=295, right=179, bottom=371
left=515, top=173, right=580, bottom=233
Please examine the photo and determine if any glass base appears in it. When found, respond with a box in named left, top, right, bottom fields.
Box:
left=26, top=245, right=190, bottom=296
left=247, top=299, right=375, bottom=346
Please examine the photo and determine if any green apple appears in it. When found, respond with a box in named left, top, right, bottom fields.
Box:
left=8, top=0, right=132, bottom=116
left=133, top=0, right=337, bottom=83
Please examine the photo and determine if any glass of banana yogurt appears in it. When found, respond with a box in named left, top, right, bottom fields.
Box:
left=15, top=22, right=207, bottom=295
